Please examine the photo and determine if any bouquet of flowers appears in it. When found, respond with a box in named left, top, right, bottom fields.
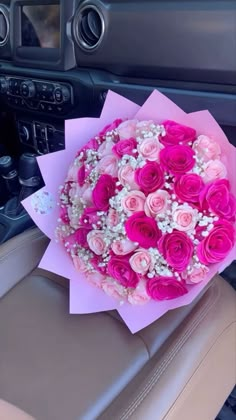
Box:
left=23, top=90, right=236, bottom=333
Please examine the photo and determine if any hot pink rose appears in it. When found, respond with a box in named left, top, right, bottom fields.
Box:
left=128, top=280, right=150, bottom=305
left=172, top=205, right=198, bottom=232
left=90, top=255, right=107, bottom=275
left=160, top=145, right=195, bottom=176
left=193, top=135, right=221, bottom=161
left=112, top=138, right=137, bottom=157
left=72, top=256, right=88, bottom=273
left=107, top=255, right=139, bottom=288
left=135, top=161, right=164, bottom=193
left=111, top=239, right=138, bottom=255
left=129, top=249, right=152, bottom=274
left=197, top=220, right=235, bottom=265
left=122, top=190, right=146, bottom=214
left=144, top=190, right=170, bottom=218
left=138, top=137, right=162, bottom=161
left=92, top=174, right=116, bottom=211
left=107, top=208, right=119, bottom=227
left=174, top=173, right=204, bottom=204
left=118, top=164, right=139, bottom=190
left=117, top=119, right=137, bottom=139
left=80, top=207, right=100, bottom=228
left=74, top=227, right=91, bottom=248
left=59, top=206, right=69, bottom=224
left=102, top=277, right=127, bottom=300
left=184, top=266, right=209, bottom=285
left=161, top=120, right=196, bottom=147
left=200, top=179, right=236, bottom=220
left=78, top=164, right=86, bottom=187
left=99, top=119, right=123, bottom=137
left=146, top=276, right=188, bottom=300
left=97, top=154, right=119, bottom=178
left=203, top=160, right=227, bottom=183
left=125, top=211, right=162, bottom=249
left=98, top=140, right=115, bottom=157
left=159, top=231, right=194, bottom=272
left=87, top=230, right=106, bottom=255
left=78, top=137, right=99, bottom=154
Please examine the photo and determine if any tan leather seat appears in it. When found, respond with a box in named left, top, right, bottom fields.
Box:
left=0, top=229, right=236, bottom=420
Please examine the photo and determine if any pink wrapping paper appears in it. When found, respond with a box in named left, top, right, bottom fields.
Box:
left=23, top=90, right=236, bottom=333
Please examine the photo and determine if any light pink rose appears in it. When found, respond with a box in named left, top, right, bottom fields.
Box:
left=87, top=230, right=106, bottom=255
left=97, top=154, right=119, bottom=178
left=118, top=164, right=140, bottom=190
left=145, top=190, right=170, bottom=218
left=102, top=277, right=127, bottom=300
left=111, top=239, right=138, bottom=255
left=107, top=208, right=119, bottom=228
left=72, top=256, right=88, bottom=273
left=136, top=120, right=155, bottom=138
left=193, top=135, right=221, bottom=161
left=138, top=137, right=162, bottom=161
left=172, top=205, right=198, bottom=232
left=67, top=206, right=80, bottom=229
left=184, top=266, right=209, bottom=285
left=81, top=186, right=93, bottom=205
left=128, top=279, right=151, bottom=305
left=122, top=190, right=146, bottom=214
left=129, top=249, right=152, bottom=274
left=203, top=159, right=227, bottom=183
left=66, top=163, right=79, bottom=182
left=117, top=119, right=137, bottom=139
left=85, top=272, right=105, bottom=288
left=98, top=140, right=115, bottom=157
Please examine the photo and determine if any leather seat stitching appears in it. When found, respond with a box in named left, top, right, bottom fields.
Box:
left=119, top=283, right=220, bottom=419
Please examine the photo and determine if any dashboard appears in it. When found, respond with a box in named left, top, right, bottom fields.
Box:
left=0, top=0, right=235, bottom=157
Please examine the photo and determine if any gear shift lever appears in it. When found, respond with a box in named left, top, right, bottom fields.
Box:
left=0, top=156, right=21, bottom=196
left=0, top=153, right=43, bottom=244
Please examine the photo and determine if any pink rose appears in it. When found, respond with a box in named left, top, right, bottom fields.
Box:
left=102, top=277, right=127, bottom=300
left=90, top=255, right=107, bottom=275
left=146, top=276, right=188, bottom=300
left=129, top=249, right=152, bottom=274
left=138, top=137, right=162, bottom=161
left=78, top=164, right=86, bottom=187
left=136, top=120, right=155, bottom=138
left=66, top=163, right=79, bottom=182
left=81, top=186, right=93, bottom=205
left=80, top=207, right=100, bottom=228
left=200, top=179, right=236, bottom=220
left=85, top=272, right=104, bottom=289
left=99, top=119, right=123, bottom=137
left=78, top=137, right=99, bottom=154
left=107, top=255, right=139, bottom=288
left=159, top=231, right=194, bottom=272
left=135, top=161, right=164, bottom=193
left=111, top=239, right=138, bottom=255
left=144, top=190, right=170, bottom=218
left=125, top=211, right=162, bottom=249
left=172, top=205, right=198, bottom=232
left=67, top=206, right=80, bottom=229
left=197, top=220, right=235, bottom=265
left=184, top=266, right=209, bottom=285
left=118, top=164, right=139, bottom=190
left=174, top=173, right=204, bottom=204
left=92, top=174, right=116, bottom=211
left=203, top=159, right=227, bottom=183
left=161, top=120, right=196, bottom=147
left=72, top=256, right=88, bottom=273
left=193, top=135, right=221, bottom=161
left=117, top=119, right=137, bottom=139
left=112, top=138, right=137, bottom=157
left=128, top=280, right=150, bottom=305
left=97, top=154, right=119, bottom=178
left=98, top=140, right=115, bottom=157
left=160, top=145, right=195, bottom=176
left=87, top=230, right=106, bottom=255
left=107, top=208, right=119, bottom=228
left=122, top=190, right=146, bottom=214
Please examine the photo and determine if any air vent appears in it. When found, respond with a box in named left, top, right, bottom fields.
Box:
left=0, top=6, right=9, bottom=46
left=73, top=5, right=105, bottom=51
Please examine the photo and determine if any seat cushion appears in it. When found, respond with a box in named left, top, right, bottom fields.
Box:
left=0, top=275, right=148, bottom=420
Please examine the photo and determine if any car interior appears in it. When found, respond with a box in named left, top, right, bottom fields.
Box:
left=0, top=1, right=235, bottom=419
